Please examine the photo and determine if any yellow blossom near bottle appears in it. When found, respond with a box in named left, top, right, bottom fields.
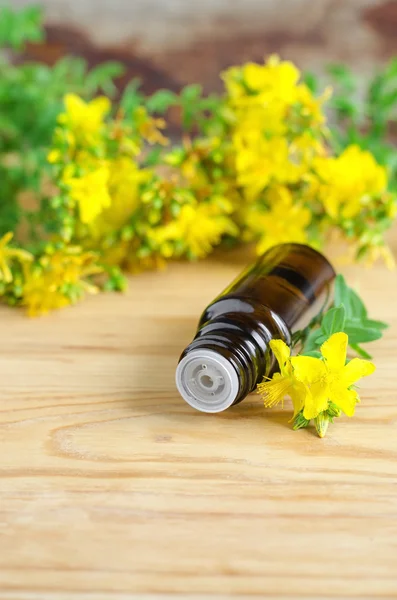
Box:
left=257, top=339, right=308, bottom=417
left=258, top=333, right=375, bottom=424
left=298, top=332, right=375, bottom=418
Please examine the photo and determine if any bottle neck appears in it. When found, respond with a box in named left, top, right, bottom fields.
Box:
left=176, top=304, right=290, bottom=411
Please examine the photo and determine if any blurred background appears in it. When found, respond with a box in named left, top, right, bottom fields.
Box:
left=12, top=0, right=397, bottom=95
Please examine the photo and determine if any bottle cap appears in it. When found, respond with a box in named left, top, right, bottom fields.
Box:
left=176, top=349, right=239, bottom=413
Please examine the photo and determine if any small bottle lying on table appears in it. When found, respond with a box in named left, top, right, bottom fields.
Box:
left=176, top=243, right=335, bottom=412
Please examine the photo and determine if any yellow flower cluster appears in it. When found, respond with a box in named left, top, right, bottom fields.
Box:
left=243, top=186, right=311, bottom=253
left=22, top=246, right=101, bottom=316
left=258, top=333, right=375, bottom=436
left=1, top=56, right=396, bottom=315
left=50, top=94, right=148, bottom=231
left=149, top=200, right=238, bottom=259
left=312, top=145, right=387, bottom=219
left=222, top=55, right=393, bottom=257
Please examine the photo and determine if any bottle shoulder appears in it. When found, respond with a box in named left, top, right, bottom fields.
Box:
left=200, top=293, right=291, bottom=342
left=201, top=294, right=264, bottom=321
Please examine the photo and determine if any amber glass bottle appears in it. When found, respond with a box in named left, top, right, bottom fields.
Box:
left=176, top=243, right=335, bottom=412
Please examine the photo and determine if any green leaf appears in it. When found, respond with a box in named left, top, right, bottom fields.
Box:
left=120, top=79, right=144, bottom=114
left=147, top=89, right=178, bottom=113
left=301, top=328, right=323, bottom=353
left=180, top=84, right=205, bottom=129
left=378, top=90, right=397, bottom=111
left=86, top=61, right=125, bottom=96
left=364, top=318, right=389, bottom=331
left=331, top=96, right=358, bottom=119
left=0, top=4, right=44, bottom=50
left=302, top=350, right=322, bottom=359
left=144, top=147, right=163, bottom=166
left=314, top=334, right=328, bottom=346
left=321, top=305, right=346, bottom=336
left=334, top=275, right=371, bottom=322
left=181, top=84, right=202, bottom=102
left=334, top=274, right=350, bottom=310
left=348, top=288, right=367, bottom=319
left=349, top=343, right=373, bottom=360
left=343, top=323, right=383, bottom=344
left=302, top=72, right=318, bottom=94
left=327, top=63, right=356, bottom=93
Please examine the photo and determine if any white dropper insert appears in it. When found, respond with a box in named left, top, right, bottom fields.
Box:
left=175, top=349, right=240, bottom=413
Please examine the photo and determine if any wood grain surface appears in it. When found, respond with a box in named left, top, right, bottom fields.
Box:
left=1, top=237, right=397, bottom=599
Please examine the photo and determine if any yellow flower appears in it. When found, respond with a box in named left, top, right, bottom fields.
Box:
left=312, top=145, right=387, bottom=219
left=234, top=135, right=304, bottom=199
left=244, top=186, right=311, bottom=253
left=23, top=247, right=102, bottom=316
left=47, top=149, right=62, bottom=164
left=224, top=55, right=328, bottom=142
left=62, top=163, right=111, bottom=224
left=58, top=94, right=110, bottom=145
left=294, top=83, right=331, bottom=127
left=0, top=232, right=33, bottom=284
left=149, top=200, right=238, bottom=259
left=223, top=55, right=300, bottom=105
left=257, top=339, right=308, bottom=417
left=245, top=56, right=300, bottom=96
left=223, top=55, right=330, bottom=207
left=292, top=332, right=375, bottom=419
left=91, top=157, right=150, bottom=237
left=259, top=333, right=375, bottom=424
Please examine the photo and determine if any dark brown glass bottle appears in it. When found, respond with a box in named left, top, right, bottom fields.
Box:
left=176, top=243, right=335, bottom=412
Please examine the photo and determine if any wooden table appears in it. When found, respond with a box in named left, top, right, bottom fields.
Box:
left=1, top=239, right=397, bottom=599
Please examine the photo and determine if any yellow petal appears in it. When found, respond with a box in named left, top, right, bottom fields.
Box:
left=47, top=149, right=61, bottom=164
left=0, top=231, right=13, bottom=247
left=11, top=248, right=33, bottom=263
left=342, top=358, right=376, bottom=388
left=302, top=379, right=329, bottom=420
left=64, top=93, right=85, bottom=115
left=289, top=382, right=307, bottom=417
left=0, top=261, right=13, bottom=283
left=90, top=96, right=111, bottom=118
left=321, top=332, right=348, bottom=371
left=291, top=355, right=327, bottom=382
left=329, top=384, right=358, bottom=417
left=269, top=339, right=291, bottom=371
